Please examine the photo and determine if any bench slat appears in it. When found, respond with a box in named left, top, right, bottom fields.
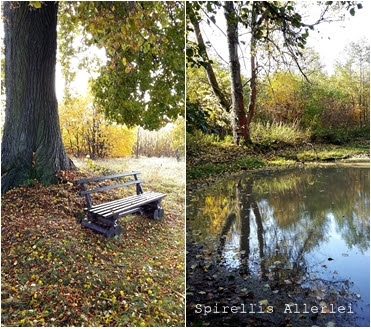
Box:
left=118, top=207, right=142, bottom=217
left=91, top=193, right=166, bottom=217
left=90, top=192, right=159, bottom=211
left=99, top=198, right=165, bottom=218
left=81, top=179, right=144, bottom=195
left=92, top=194, right=166, bottom=217
left=77, top=171, right=141, bottom=184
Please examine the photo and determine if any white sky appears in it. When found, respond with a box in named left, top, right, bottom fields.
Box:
left=198, top=1, right=370, bottom=76
left=55, top=41, right=106, bottom=101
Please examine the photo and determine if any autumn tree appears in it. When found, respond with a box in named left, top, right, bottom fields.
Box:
left=187, top=63, right=233, bottom=135
left=1, top=2, right=74, bottom=193
left=59, top=95, right=136, bottom=158
left=333, top=38, right=370, bottom=127
left=187, top=1, right=363, bottom=145
left=59, top=1, right=185, bottom=130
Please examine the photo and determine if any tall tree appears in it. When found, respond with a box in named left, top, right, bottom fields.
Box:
left=1, top=2, right=74, bottom=193
left=224, top=1, right=248, bottom=144
left=2, top=1, right=185, bottom=193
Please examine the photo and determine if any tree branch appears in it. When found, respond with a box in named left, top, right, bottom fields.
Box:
left=192, top=19, right=231, bottom=112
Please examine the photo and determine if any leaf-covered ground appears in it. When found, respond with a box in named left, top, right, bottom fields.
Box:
left=1, top=158, right=185, bottom=326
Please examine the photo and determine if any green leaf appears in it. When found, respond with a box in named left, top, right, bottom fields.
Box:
left=29, top=1, right=42, bottom=9
left=349, top=8, right=355, bottom=16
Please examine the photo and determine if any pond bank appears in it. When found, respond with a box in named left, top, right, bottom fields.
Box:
left=186, top=140, right=369, bottom=188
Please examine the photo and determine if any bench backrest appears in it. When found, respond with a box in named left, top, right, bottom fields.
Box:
left=76, top=171, right=144, bottom=209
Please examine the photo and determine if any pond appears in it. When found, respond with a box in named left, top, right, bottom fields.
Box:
left=187, top=166, right=370, bottom=327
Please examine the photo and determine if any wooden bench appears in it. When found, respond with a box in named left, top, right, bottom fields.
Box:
left=76, top=171, right=166, bottom=238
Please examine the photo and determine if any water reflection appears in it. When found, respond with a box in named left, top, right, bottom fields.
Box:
left=187, top=167, right=370, bottom=325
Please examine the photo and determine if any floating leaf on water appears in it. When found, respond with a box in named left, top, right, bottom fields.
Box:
left=319, top=301, right=327, bottom=308
left=356, top=294, right=361, bottom=299
left=272, top=290, right=279, bottom=294
left=284, top=279, right=292, bottom=284
left=326, top=321, right=336, bottom=327
left=190, top=264, right=197, bottom=270
left=258, top=299, right=269, bottom=306
left=328, top=257, right=334, bottom=261
left=198, top=291, right=206, bottom=295
left=274, top=261, right=282, bottom=266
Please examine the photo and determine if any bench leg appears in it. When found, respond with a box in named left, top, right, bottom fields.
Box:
left=82, top=215, right=123, bottom=238
left=144, top=201, right=164, bottom=220
left=105, top=224, right=123, bottom=238
left=152, top=206, right=164, bottom=220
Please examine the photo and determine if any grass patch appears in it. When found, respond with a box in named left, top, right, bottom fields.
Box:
left=1, top=157, right=185, bottom=327
left=187, top=156, right=265, bottom=181
left=297, top=145, right=363, bottom=162
left=251, top=121, right=310, bottom=146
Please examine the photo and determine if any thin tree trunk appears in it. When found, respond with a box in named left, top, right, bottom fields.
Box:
left=224, top=1, right=249, bottom=145
left=1, top=2, right=74, bottom=193
left=192, top=20, right=231, bottom=112
left=247, top=39, right=257, bottom=131
left=245, top=3, right=259, bottom=145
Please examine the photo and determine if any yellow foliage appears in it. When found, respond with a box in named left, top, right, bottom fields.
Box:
left=105, top=125, right=136, bottom=157
left=59, top=95, right=136, bottom=158
left=171, top=116, right=185, bottom=155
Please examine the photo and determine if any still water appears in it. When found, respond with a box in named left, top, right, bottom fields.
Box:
left=187, top=166, right=370, bottom=326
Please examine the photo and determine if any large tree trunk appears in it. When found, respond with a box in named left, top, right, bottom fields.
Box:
left=1, top=1, right=74, bottom=193
left=224, top=1, right=250, bottom=145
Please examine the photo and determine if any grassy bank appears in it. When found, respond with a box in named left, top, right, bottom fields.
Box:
left=187, top=130, right=369, bottom=184
left=1, top=157, right=185, bottom=327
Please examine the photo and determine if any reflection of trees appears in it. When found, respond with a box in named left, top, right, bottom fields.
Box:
left=253, top=167, right=369, bottom=253
left=330, top=168, right=370, bottom=252
left=187, top=181, right=238, bottom=241
left=188, top=167, right=369, bottom=282
left=237, top=178, right=266, bottom=275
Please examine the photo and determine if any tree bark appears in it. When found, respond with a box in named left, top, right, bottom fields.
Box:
left=247, top=37, right=257, bottom=133
left=1, top=2, right=74, bottom=193
left=224, top=1, right=250, bottom=145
